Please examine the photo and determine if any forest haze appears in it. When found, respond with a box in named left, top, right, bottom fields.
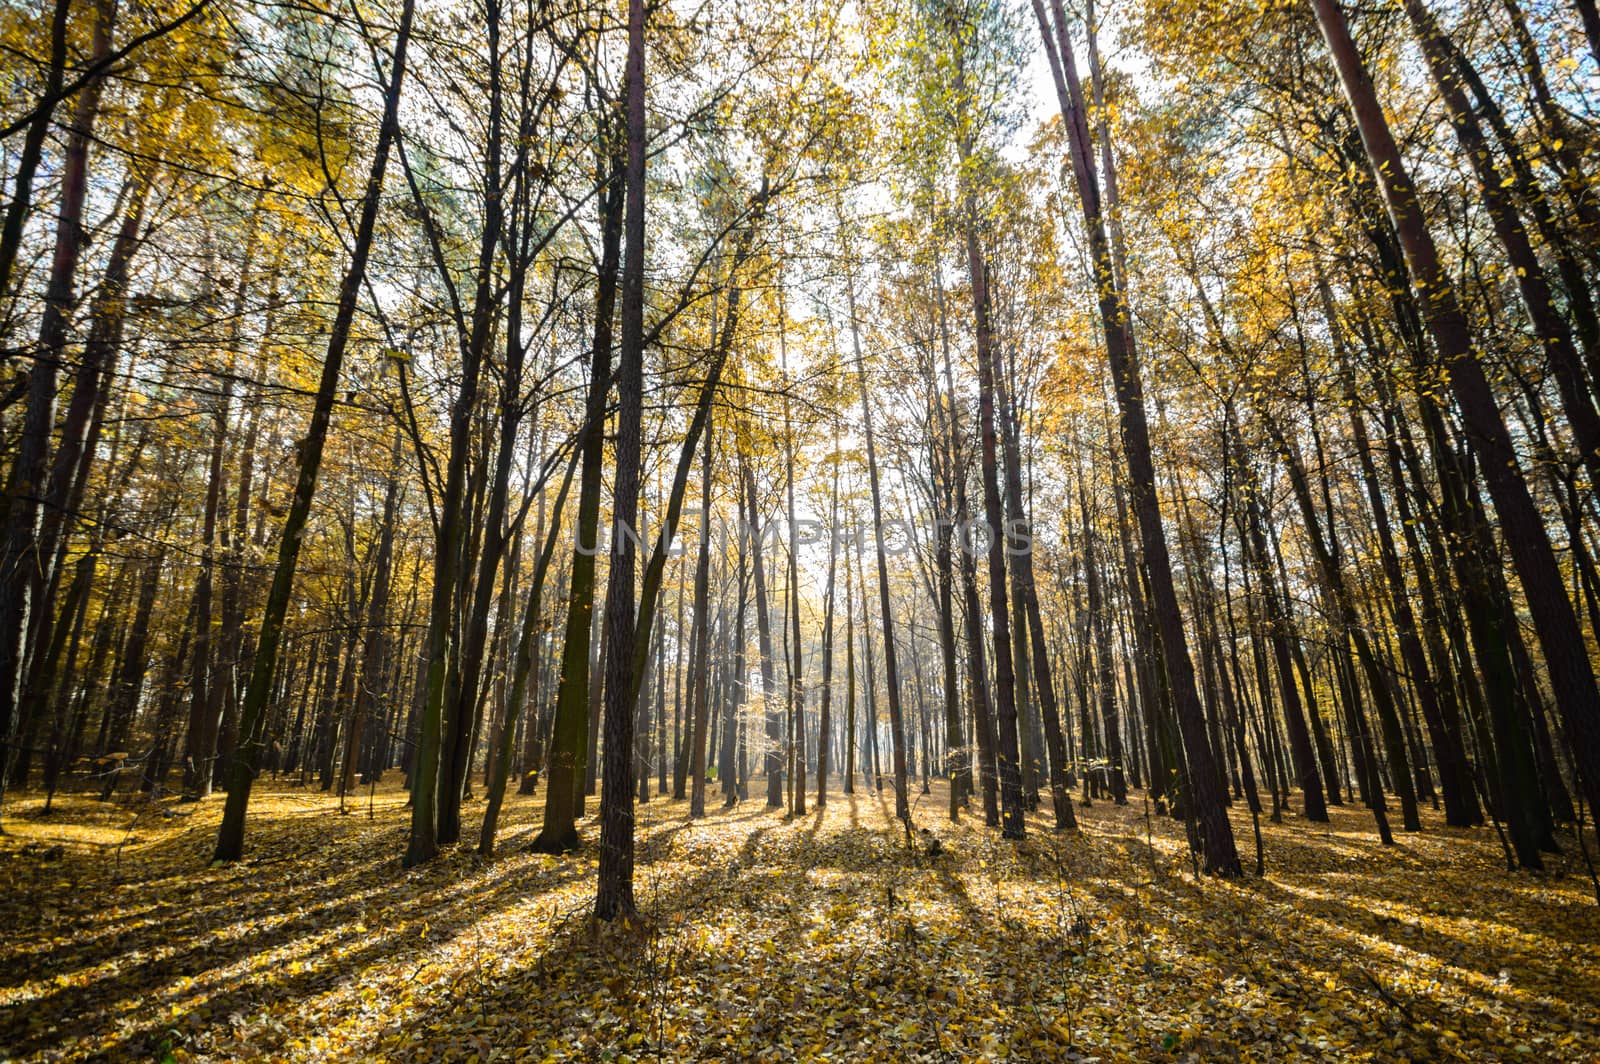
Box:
left=2, top=0, right=1600, bottom=1058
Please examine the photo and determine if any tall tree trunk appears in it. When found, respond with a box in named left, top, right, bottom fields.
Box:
left=1267, top=415, right=1419, bottom=833
left=931, top=248, right=970, bottom=815
left=213, top=0, right=415, bottom=862
left=14, top=174, right=149, bottom=793
left=100, top=545, right=165, bottom=800
left=723, top=515, right=749, bottom=807
left=216, top=272, right=282, bottom=786
left=584, top=592, right=605, bottom=810
left=840, top=233, right=910, bottom=824
left=531, top=123, right=624, bottom=853
left=1006, top=376, right=1078, bottom=828
left=594, top=0, right=648, bottom=919
left=1324, top=281, right=1478, bottom=826
left=1112, top=457, right=1171, bottom=808
left=438, top=200, right=535, bottom=844
left=689, top=414, right=716, bottom=818
left=965, top=225, right=1026, bottom=840
left=817, top=431, right=839, bottom=807
left=1033, top=0, right=1239, bottom=872
left=0, top=0, right=70, bottom=299
left=183, top=221, right=260, bottom=801
left=480, top=452, right=578, bottom=855
left=744, top=454, right=780, bottom=807
left=0, top=0, right=115, bottom=805
left=1082, top=489, right=1126, bottom=804
left=1404, top=0, right=1600, bottom=491
left=341, top=433, right=403, bottom=803
left=853, top=330, right=911, bottom=827
left=406, top=0, right=507, bottom=862
left=1228, top=416, right=1329, bottom=824
left=1312, top=0, right=1600, bottom=845
left=782, top=317, right=807, bottom=816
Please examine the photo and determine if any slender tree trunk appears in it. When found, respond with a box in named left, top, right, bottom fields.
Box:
left=0, top=0, right=115, bottom=806
left=842, top=522, right=859, bottom=798
left=594, top=0, right=648, bottom=919
left=782, top=317, right=807, bottom=816
left=100, top=546, right=165, bottom=800
left=1325, top=287, right=1477, bottom=826
left=213, top=0, right=415, bottom=862
left=406, top=0, right=508, bottom=862
left=723, top=516, right=749, bottom=807
left=1011, top=402, right=1079, bottom=826
left=1082, top=489, right=1127, bottom=804
left=931, top=248, right=971, bottom=815
left=743, top=455, right=780, bottom=807
left=1267, top=415, right=1419, bottom=833
left=965, top=227, right=1026, bottom=840
left=1228, top=416, right=1329, bottom=823
left=13, top=175, right=149, bottom=793
left=0, top=0, right=70, bottom=299
left=1313, top=0, right=1600, bottom=843
left=531, top=125, right=624, bottom=853
left=183, top=225, right=260, bottom=801
left=341, top=433, right=402, bottom=804
left=1404, top=0, right=1600, bottom=492
left=689, top=414, right=716, bottom=818
left=839, top=237, right=910, bottom=824
left=817, top=433, right=840, bottom=807
left=1033, top=0, right=1239, bottom=872
left=480, top=452, right=578, bottom=855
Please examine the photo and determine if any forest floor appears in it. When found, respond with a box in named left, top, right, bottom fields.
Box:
left=1, top=778, right=1598, bottom=1063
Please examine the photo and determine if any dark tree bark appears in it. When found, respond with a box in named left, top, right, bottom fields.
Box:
left=1312, top=0, right=1600, bottom=849
left=1403, top=0, right=1600, bottom=496
left=0, top=0, right=114, bottom=807
left=340, top=433, right=403, bottom=804
left=593, top=0, right=648, bottom=921
left=842, top=521, right=859, bottom=798
left=213, top=0, right=415, bottom=862
left=1321, top=277, right=1478, bottom=827
left=1226, top=414, right=1329, bottom=824
left=531, top=119, right=624, bottom=853
left=931, top=249, right=970, bottom=815
left=724, top=516, right=749, bottom=807
left=743, top=455, right=780, bottom=807
left=480, top=452, right=578, bottom=855
left=183, top=222, right=261, bottom=801
left=13, top=172, right=150, bottom=792
left=689, top=415, right=716, bottom=819
left=997, top=338, right=1077, bottom=830
left=1266, top=415, right=1419, bottom=833
left=1081, top=489, right=1126, bottom=804
left=406, top=0, right=509, bottom=862
left=0, top=0, right=70, bottom=299
left=781, top=313, right=806, bottom=816
left=1033, top=0, right=1240, bottom=872
left=965, top=231, right=1026, bottom=841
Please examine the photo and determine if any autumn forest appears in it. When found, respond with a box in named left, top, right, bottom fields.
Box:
left=2, top=0, right=1600, bottom=1058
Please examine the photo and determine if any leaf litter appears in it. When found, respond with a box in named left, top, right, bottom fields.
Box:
left=1, top=782, right=1596, bottom=1062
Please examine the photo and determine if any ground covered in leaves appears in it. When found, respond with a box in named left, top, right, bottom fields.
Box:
left=2, top=779, right=1598, bottom=1062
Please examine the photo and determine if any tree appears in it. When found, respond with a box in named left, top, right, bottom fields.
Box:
left=1032, top=0, right=1239, bottom=874
left=213, top=0, right=417, bottom=863
left=1310, top=0, right=1600, bottom=852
